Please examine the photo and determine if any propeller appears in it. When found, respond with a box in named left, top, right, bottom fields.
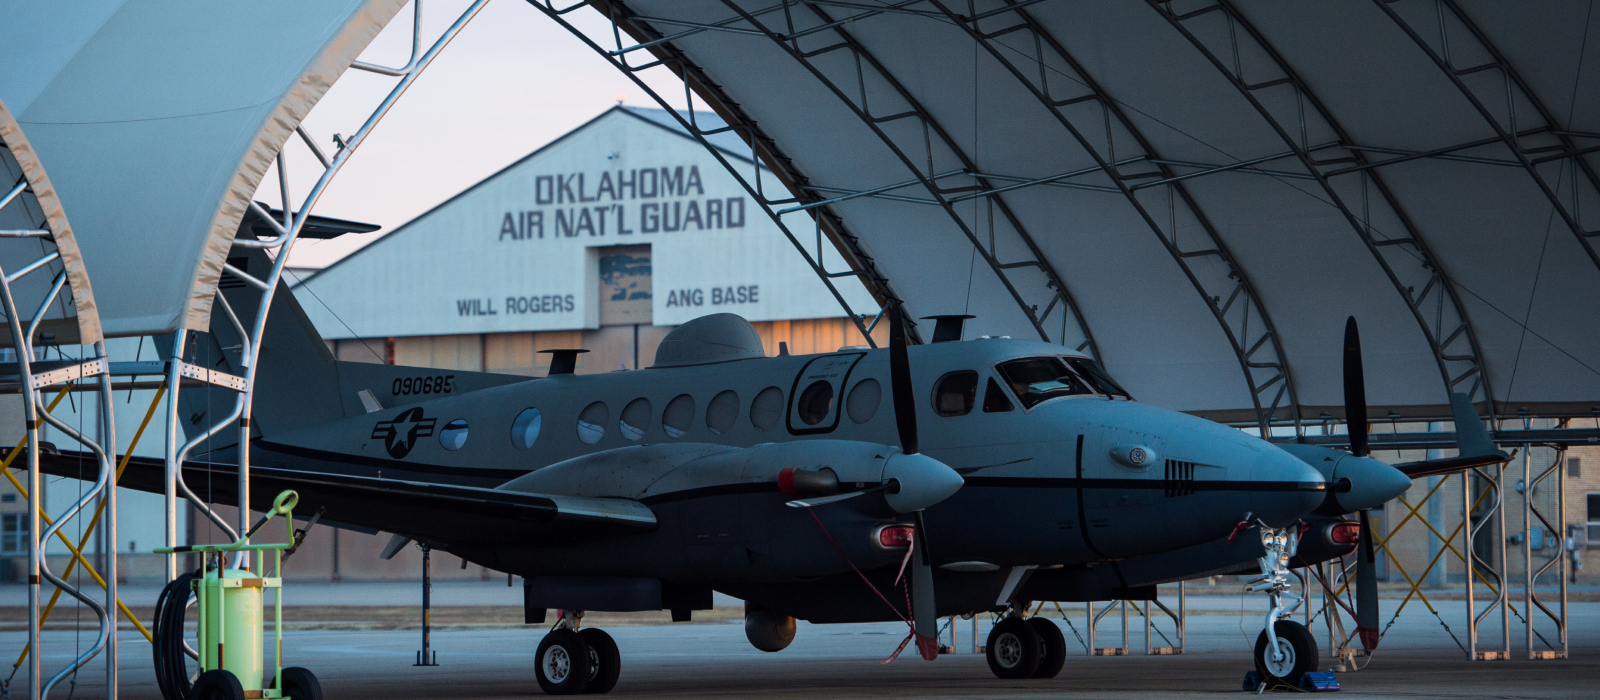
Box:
left=889, top=304, right=940, bottom=661
left=1343, top=317, right=1381, bottom=650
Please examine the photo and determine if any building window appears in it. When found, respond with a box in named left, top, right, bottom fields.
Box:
left=1589, top=493, right=1600, bottom=544
left=1, top=494, right=14, bottom=503
left=1, top=514, right=26, bottom=554
left=1570, top=458, right=1581, bottom=478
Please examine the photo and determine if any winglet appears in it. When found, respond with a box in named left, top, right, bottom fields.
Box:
left=1449, top=393, right=1508, bottom=461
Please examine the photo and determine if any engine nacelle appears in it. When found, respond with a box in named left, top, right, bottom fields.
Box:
left=744, top=605, right=796, bottom=652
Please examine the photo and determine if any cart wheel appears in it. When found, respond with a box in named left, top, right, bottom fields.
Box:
left=190, top=670, right=245, bottom=700
left=279, top=667, right=323, bottom=700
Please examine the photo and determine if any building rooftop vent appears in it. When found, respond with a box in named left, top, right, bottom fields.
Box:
left=652, top=313, right=767, bottom=368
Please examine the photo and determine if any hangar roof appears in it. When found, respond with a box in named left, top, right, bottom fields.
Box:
left=0, top=0, right=405, bottom=337
left=533, top=0, right=1600, bottom=427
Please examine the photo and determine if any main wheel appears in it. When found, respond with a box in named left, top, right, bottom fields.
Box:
left=1026, top=618, right=1066, bottom=679
left=190, top=670, right=245, bottom=700
left=278, top=667, right=323, bottom=700
left=986, top=617, right=1042, bottom=679
left=579, top=628, right=621, bottom=695
left=535, top=629, right=592, bottom=695
left=1253, top=620, right=1319, bottom=688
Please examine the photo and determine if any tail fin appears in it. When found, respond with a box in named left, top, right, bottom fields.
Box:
left=168, top=245, right=524, bottom=455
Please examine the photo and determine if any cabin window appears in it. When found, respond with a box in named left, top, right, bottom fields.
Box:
left=997, top=357, right=1092, bottom=409
left=983, top=377, right=1014, bottom=413
left=577, top=401, right=609, bottom=444
left=439, top=419, right=469, bottom=450
left=663, top=395, right=695, bottom=438
left=511, top=408, right=542, bottom=449
left=751, top=386, right=784, bottom=430
left=797, top=380, right=834, bottom=425
left=932, top=370, right=978, bottom=417
left=706, top=390, right=739, bottom=435
left=846, top=378, right=882, bottom=424
left=620, top=398, right=652, bottom=441
left=1067, top=357, right=1132, bottom=399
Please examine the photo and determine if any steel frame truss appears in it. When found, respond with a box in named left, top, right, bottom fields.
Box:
left=595, top=0, right=1107, bottom=353
left=529, top=1, right=895, bottom=347
left=642, top=0, right=1103, bottom=354
left=1376, top=0, right=1600, bottom=274
left=1151, top=0, right=1497, bottom=420
left=0, top=149, right=119, bottom=700
left=160, top=0, right=492, bottom=579
left=931, top=0, right=1298, bottom=432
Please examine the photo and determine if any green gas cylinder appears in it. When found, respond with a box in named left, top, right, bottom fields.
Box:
left=199, top=568, right=265, bottom=692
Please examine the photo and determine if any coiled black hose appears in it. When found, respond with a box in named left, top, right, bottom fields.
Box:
left=152, top=572, right=200, bottom=700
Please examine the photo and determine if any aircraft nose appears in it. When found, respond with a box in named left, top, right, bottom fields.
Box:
left=882, top=452, right=964, bottom=513
left=1332, top=455, right=1413, bottom=513
left=1248, top=446, right=1328, bottom=528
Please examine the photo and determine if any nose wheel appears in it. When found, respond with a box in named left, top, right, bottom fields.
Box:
left=1253, top=620, right=1318, bottom=688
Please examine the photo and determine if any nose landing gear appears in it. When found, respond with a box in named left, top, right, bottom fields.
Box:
left=534, top=610, right=621, bottom=695
left=1247, top=525, right=1319, bottom=688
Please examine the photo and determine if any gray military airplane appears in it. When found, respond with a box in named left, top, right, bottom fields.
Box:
left=39, top=241, right=1506, bottom=694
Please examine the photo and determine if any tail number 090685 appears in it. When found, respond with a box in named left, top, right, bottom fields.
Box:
left=392, top=375, right=456, bottom=396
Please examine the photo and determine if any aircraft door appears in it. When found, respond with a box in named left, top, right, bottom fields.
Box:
left=787, top=352, right=866, bottom=435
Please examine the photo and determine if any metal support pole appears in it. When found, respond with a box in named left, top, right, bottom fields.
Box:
left=163, top=330, right=186, bottom=583
left=1523, top=432, right=1533, bottom=659
left=414, top=543, right=438, bottom=666
left=98, top=342, right=118, bottom=699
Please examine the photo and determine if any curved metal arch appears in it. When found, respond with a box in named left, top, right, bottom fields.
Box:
left=932, top=0, right=1301, bottom=432
left=1374, top=0, right=1600, bottom=274
left=715, top=0, right=1104, bottom=355
left=534, top=0, right=908, bottom=346
left=1150, top=0, right=1498, bottom=419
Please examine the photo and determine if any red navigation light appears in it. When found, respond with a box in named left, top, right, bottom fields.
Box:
left=877, top=524, right=915, bottom=548
left=1330, top=521, right=1361, bottom=545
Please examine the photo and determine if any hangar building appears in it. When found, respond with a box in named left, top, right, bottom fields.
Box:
left=292, top=105, right=884, bottom=378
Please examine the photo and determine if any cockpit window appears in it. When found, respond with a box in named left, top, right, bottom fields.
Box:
left=1066, top=358, right=1132, bottom=399
left=982, top=377, right=1014, bottom=413
left=997, top=357, right=1093, bottom=409
left=932, top=370, right=978, bottom=417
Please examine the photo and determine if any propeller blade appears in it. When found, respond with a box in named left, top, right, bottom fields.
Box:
left=889, top=304, right=919, bottom=456
left=1343, top=317, right=1370, bottom=458
left=912, top=510, right=939, bottom=660
left=1355, top=509, right=1381, bottom=650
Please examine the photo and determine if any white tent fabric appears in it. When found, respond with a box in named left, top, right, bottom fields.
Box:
left=0, top=0, right=405, bottom=337
left=554, top=0, right=1600, bottom=424
left=0, top=101, right=97, bottom=346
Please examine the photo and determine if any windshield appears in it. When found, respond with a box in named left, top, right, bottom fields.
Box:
left=1066, top=358, right=1132, bottom=399
left=996, top=357, right=1094, bottom=409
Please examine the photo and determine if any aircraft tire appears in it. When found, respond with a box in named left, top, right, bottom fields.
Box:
left=1253, top=620, right=1319, bottom=689
left=1026, top=618, right=1066, bottom=679
left=579, top=628, right=621, bottom=694
left=190, top=669, right=245, bottom=700
left=986, top=617, right=1042, bottom=679
left=535, top=628, right=592, bottom=695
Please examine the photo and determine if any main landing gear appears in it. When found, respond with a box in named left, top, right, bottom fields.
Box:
left=985, top=603, right=1067, bottom=680
left=1248, top=525, right=1319, bottom=688
left=534, top=610, right=621, bottom=695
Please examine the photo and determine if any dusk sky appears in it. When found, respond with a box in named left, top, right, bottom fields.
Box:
left=277, top=0, right=690, bottom=270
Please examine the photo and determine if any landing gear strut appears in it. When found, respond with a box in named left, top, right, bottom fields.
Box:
left=1248, top=525, right=1318, bottom=688
left=534, top=610, right=621, bottom=695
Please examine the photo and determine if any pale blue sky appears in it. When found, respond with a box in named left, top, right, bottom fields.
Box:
left=278, top=0, right=689, bottom=269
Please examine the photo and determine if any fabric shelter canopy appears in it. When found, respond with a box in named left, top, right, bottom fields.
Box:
left=546, top=0, right=1600, bottom=426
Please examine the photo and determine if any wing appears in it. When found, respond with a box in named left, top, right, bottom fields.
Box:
left=35, top=450, right=655, bottom=547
